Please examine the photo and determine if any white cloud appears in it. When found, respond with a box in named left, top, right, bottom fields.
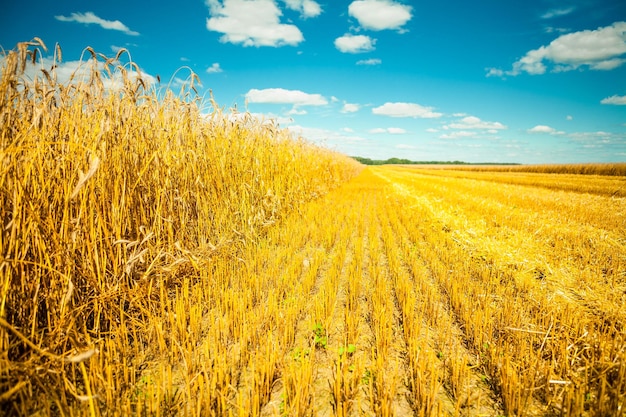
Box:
left=601, top=94, right=626, bottom=105
left=396, top=144, right=417, bottom=149
left=487, top=21, right=626, bottom=76
left=341, top=103, right=360, bottom=113
left=566, top=115, right=573, bottom=120
left=206, top=63, right=223, bottom=73
left=447, top=115, right=506, bottom=130
left=282, top=0, right=322, bottom=18
left=334, top=34, right=376, bottom=53
left=528, top=125, right=554, bottom=133
left=527, top=125, right=565, bottom=134
left=369, top=127, right=406, bottom=134
left=567, top=131, right=624, bottom=150
left=426, top=128, right=439, bottom=133
left=541, top=7, right=575, bottom=19
left=357, top=58, right=382, bottom=65
left=348, top=0, right=412, bottom=31
left=544, top=26, right=570, bottom=34
left=372, top=102, right=442, bottom=118
left=55, top=11, right=139, bottom=35
left=275, top=116, right=296, bottom=125
left=286, top=107, right=307, bottom=115
left=440, top=131, right=477, bottom=139
left=205, top=0, right=303, bottom=47
left=588, top=59, right=625, bottom=70
left=341, top=127, right=355, bottom=133
left=16, top=58, right=157, bottom=90
left=485, top=67, right=505, bottom=77
left=288, top=125, right=366, bottom=145
left=245, top=88, right=328, bottom=106
left=171, top=77, right=190, bottom=89
left=245, top=112, right=295, bottom=126
left=513, top=48, right=548, bottom=75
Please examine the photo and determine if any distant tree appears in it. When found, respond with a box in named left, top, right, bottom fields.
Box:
left=350, top=156, right=521, bottom=166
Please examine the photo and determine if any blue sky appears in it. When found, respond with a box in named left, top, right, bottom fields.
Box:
left=1, top=0, right=625, bottom=163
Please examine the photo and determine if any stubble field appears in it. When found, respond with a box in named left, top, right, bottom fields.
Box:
left=189, top=164, right=625, bottom=417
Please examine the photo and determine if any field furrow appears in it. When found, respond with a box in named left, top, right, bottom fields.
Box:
left=373, top=167, right=625, bottom=330
left=370, top=166, right=626, bottom=416
left=380, top=189, right=504, bottom=416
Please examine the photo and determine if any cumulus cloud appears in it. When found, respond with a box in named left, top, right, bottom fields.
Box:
left=282, top=0, right=322, bottom=18
left=446, top=115, right=506, bottom=130
left=487, top=21, right=626, bottom=76
left=248, top=113, right=295, bottom=125
left=287, top=125, right=366, bottom=146
left=245, top=88, right=328, bottom=106
left=15, top=58, right=156, bottom=90
left=334, top=34, right=376, bottom=53
left=357, top=58, right=382, bottom=65
left=372, top=102, right=442, bottom=118
left=205, top=0, right=304, bottom=47
left=369, top=127, right=406, bottom=134
left=286, top=107, right=307, bottom=115
left=55, top=11, right=139, bottom=35
left=348, top=0, right=412, bottom=31
left=527, top=125, right=565, bottom=134
left=601, top=94, right=626, bottom=105
left=528, top=125, right=555, bottom=133
left=485, top=68, right=505, bottom=77
left=239, top=112, right=288, bottom=126
left=440, top=131, right=477, bottom=139
left=206, top=63, right=223, bottom=73
left=341, top=103, right=360, bottom=113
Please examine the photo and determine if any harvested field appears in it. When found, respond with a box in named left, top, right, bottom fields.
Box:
left=1, top=40, right=625, bottom=416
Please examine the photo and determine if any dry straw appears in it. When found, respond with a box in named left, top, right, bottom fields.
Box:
left=0, top=39, right=360, bottom=415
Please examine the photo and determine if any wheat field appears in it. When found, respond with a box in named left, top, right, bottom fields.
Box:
left=1, top=40, right=625, bottom=416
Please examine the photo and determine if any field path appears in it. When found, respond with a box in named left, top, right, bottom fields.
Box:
left=165, top=166, right=625, bottom=416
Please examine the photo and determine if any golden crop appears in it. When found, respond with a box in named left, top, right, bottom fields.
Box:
left=1, top=40, right=625, bottom=416
left=421, top=163, right=626, bottom=177
left=0, top=40, right=360, bottom=415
